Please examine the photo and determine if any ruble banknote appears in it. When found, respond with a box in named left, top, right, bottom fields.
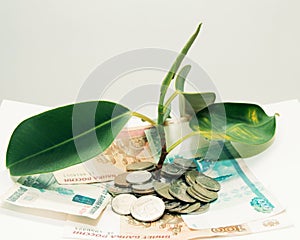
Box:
left=181, top=157, right=283, bottom=229
left=1, top=173, right=111, bottom=219
left=54, top=124, right=155, bottom=185
left=63, top=204, right=291, bottom=240
left=63, top=156, right=290, bottom=239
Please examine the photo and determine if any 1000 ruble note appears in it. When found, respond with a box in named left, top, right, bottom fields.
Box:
left=182, top=157, right=284, bottom=229
left=64, top=205, right=291, bottom=240
left=1, top=173, right=111, bottom=219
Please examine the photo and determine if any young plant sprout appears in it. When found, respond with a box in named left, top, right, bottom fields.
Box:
left=6, top=23, right=276, bottom=176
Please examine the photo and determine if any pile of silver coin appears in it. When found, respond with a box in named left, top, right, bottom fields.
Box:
left=108, top=158, right=221, bottom=222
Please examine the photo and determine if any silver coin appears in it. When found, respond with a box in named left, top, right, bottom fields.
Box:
left=153, top=181, right=175, bottom=200
left=130, top=195, right=165, bottom=222
left=126, top=162, right=156, bottom=171
left=132, top=181, right=154, bottom=191
left=167, top=203, right=190, bottom=212
left=114, top=172, right=131, bottom=188
left=111, top=194, right=137, bottom=215
left=169, top=179, right=196, bottom=203
left=192, top=184, right=218, bottom=201
left=151, top=169, right=169, bottom=182
left=195, top=175, right=221, bottom=192
left=126, top=170, right=152, bottom=185
left=174, top=157, right=197, bottom=169
left=143, top=165, right=157, bottom=172
left=164, top=201, right=181, bottom=210
left=108, top=185, right=132, bottom=196
left=132, top=188, right=156, bottom=195
left=174, top=202, right=201, bottom=214
left=186, top=186, right=211, bottom=202
left=185, top=170, right=204, bottom=186
left=189, top=203, right=210, bottom=215
left=161, top=164, right=186, bottom=178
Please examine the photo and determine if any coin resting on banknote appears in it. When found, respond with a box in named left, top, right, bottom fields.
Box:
left=109, top=159, right=221, bottom=222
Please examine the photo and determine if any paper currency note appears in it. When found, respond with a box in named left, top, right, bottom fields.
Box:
left=1, top=173, right=111, bottom=219
left=63, top=205, right=291, bottom=240
left=55, top=121, right=212, bottom=185
left=54, top=124, right=155, bottom=185
left=63, top=154, right=290, bottom=239
left=181, top=157, right=284, bottom=229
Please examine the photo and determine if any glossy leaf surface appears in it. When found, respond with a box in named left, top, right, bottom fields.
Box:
left=190, top=103, right=276, bottom=145
left=180, top=92, right=216, bottom=116
left=174, top=64, right=216, bottom=117
left=6, top=101, right=131, bottom=176
left=175, top=65, right=191, bottom=92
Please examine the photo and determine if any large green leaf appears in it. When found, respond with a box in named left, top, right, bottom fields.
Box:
left=195, top=141, right=241, bottom=160
left=6, top=101, right=132, bottom=176
left=189, top=103, right=276, bottom=145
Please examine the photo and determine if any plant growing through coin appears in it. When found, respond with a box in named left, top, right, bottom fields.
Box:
left=6, top=23, right=277, bottom=176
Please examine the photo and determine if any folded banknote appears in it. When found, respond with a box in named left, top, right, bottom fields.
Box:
left=1, top=173, right=111, bottom=219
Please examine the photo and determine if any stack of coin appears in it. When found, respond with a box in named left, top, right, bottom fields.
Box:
left=108, top=172, right=133, bottom=196
left=173, top=157, right=197, bottom=170
left=153, top=169, right=221, bottom=214
left=126, top=170, right=155, bottom=195
left=160, top=164, right=186, bottom=179
left=126, top=161, right=156, bottom=172
left=109, top=160, right=221, bottom=220
left=160, top=157, right=197, bottom=180
left=108, top=161, right=156, bottom=196
left=185, top=169, right=203, bottom=186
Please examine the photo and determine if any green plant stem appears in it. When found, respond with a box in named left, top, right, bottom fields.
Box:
left=166, top=131, right=200, bottom=153
left=157, top=23, right=202, bottom=125
left=131, top=112, right=157, bottom=126
left=163, top=91, right=179, bottom=115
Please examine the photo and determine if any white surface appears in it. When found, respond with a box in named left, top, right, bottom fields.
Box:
left=0, top=99, right=299, bottom=239
left=0, top=0, right=299, bottom=106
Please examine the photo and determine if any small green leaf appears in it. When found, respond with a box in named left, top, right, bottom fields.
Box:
left=174, top=65, right=215, bottom=117
left=163, top=105, right=172, bottom=122
left=6, top=101, right=132, bottom=176
left=158, top=23, right=202, bottom=124
left=189, top=103, right=276, bottom=145
left=180, top=92, right=216, bottom=117
left=175, top=65, right=192, bottom=92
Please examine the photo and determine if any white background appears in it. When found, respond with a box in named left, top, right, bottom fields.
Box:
left=0, top=0, right=299, bottom=107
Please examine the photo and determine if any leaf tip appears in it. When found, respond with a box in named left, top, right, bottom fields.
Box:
left=197, top=22, right=203, bottom=30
